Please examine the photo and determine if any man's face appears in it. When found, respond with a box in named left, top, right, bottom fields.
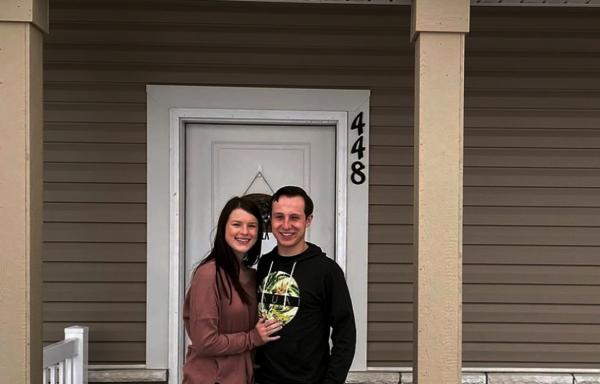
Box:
left=271, top=195, right=312, bottom=256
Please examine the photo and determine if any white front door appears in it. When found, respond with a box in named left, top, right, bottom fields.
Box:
left=184, top=122, right=336, bottom=284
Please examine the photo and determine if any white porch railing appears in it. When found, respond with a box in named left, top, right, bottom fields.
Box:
left=43, top=326, right=88, bottom=384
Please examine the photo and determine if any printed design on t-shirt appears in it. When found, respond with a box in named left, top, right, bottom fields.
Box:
left=258, top=271, right=300, bottom=326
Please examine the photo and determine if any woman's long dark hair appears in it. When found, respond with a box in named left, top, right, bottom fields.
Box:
left=201, top=196, right=263, bottom=305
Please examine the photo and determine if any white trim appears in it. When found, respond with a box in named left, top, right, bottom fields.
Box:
left=335, top=116, right=349, bottom=273
left=168, top=115, right=185, bottom=384
left=147, top=85, right=370, bottom=381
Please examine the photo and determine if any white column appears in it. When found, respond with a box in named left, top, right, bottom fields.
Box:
left=0, top=1, right=47, bottom=383
left=411, top=1, right=469, bottom=384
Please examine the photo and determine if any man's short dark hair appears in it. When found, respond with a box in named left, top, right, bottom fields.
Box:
left=271, top=186, right=314, bottom=217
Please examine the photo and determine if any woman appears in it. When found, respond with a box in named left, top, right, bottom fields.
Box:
left=183, top=196, right=282, bottom=384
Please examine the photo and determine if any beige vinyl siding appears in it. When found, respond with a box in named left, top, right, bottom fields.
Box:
left=43, top=0, right=600, bottom=368
left=462, top=8, right=600, bottom=367
left=44, top=0, right=412, bottom=364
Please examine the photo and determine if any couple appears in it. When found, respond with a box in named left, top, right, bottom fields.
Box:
left=183, top=186, right=356, bottom=384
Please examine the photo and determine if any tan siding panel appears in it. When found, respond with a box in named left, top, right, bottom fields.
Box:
left=465, top=90, right=600, bottom=110
left=370, top=146, right=411, bottom=166
left=369, top=303, right=411, bottom=323
left=44, top=223, right=146, bottom=243
left=368, top=225, right=412, bottom=245
left=44, top=83, right=146, bottom=104
left=375, top=206, right=600, bottom=226
left=43, top=243, right=146, bottom=262
left=369, top=283, right=412, bottom=303
left=464, top=323, right=600, bottom=344
left=45, top=66, right=410, bottom=88
left=469, top=52, right=600, bottom=72
left=465, top=108, right=600, bottom=130
left=368, top=244, right=412, bottom=264
left=469, top=12, right=600, bottom=30
left=45, top=102, right=146, bottom=124
left=464, top=186, right=600, bottom=207
left=44, top=302, right=146, bottom=322
left=366, top=323, right=600, bottom=346
left=372, top=147, right=600, bottom=168
left=45, top=143, right=146, bottom=163
left=369, top=264, right=411, bottom=284
left=464, top=245, right=600, bottom=266
left=44, top=322, right=145, bottom=342
left=465, top=148, right=600, bottom=168
left=44, top=183, right=146, bottom=203
left=464, top=284, right=600, bottom=305
left=373, top=303, right=600, bottom=325
left=466, top=73, right=600, bottom=91
left=371, top=108, right=411, bottom=127
left=370, top=186, right=412, bottom=206
left=369, top=205, right=411, bottom=225
left=466, top=129, right=600, bottom=149
left=464, top=167, right=600, bottom=188
left=464, top=304, right=600, bottom=325
left=368, top=342, right=411, bottom=362
left=45, top=48, right=410, bottom=70
left=45, top=28, right=404, bottom=51
left=368, top=322, right=411, bottom=342
left=370, top=126, right=412, bottom=147
left=44, top=122, right=146, bottom=143
left=370, top=166, right=412, bottom=186
left=464, top=343, right=600, bottom=364
left=50, top=5, right=407, bottom=28
left=464, top=226, right=600, bottom=246
left=464, top=265, right=600, bottom=286
left=43, top=283, right=146, bottom=302
left=43, top=262, right=146, bottom=282
left=89, top=342, right=145, bottom=363
left=44, top=163, right=146, bottom=183
left=464, top=207, right=600, bottom=226
left=45, top=202, right=146, bottom=223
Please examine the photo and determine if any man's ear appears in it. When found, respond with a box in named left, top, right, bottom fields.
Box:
left=306, top=214, right=313, bottom=227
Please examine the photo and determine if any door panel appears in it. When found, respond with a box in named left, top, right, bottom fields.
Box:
left=185, top=123, right=336, bottom=284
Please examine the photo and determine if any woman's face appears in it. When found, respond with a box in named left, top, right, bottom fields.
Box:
left=225, top=208, right=259, bottom=259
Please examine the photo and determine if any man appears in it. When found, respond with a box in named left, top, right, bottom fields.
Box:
left=256, top=186, right=356, bottom=384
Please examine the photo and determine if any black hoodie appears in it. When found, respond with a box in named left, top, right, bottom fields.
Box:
left=255, top=243, right=356, bottom=384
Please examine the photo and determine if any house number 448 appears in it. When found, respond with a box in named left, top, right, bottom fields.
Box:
left=350, top=112, right=366, bottom=185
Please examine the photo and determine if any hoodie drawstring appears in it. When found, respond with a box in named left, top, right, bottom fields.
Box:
left=260, top=260, right=275, bottom=313
left=283, top=262, right=296, bottom=307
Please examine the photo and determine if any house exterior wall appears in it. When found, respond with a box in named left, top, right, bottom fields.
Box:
left=462, top=8, right=600, bottom=367
left=42, top=0, right=600, bottom=368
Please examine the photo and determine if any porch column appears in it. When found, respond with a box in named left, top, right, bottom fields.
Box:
left=410, top=1, right=469, bottom=384
left=0, top=1, right=47, bottom=383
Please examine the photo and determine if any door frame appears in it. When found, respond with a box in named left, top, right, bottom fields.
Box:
left=147, top=86, right=370, bottom=383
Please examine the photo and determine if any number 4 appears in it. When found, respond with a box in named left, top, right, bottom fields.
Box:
left=351, top=136, right=365, bottom=159
left=351, top=112, right=365, bottom=136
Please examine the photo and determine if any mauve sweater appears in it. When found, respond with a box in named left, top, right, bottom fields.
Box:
left=183, top=259, right=264, bottom=384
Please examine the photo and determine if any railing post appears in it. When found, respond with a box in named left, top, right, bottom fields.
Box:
left=65, top=326, right=88, bottom=384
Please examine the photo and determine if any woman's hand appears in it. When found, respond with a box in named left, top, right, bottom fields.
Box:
left=255, top=318, right=282, bottom=344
